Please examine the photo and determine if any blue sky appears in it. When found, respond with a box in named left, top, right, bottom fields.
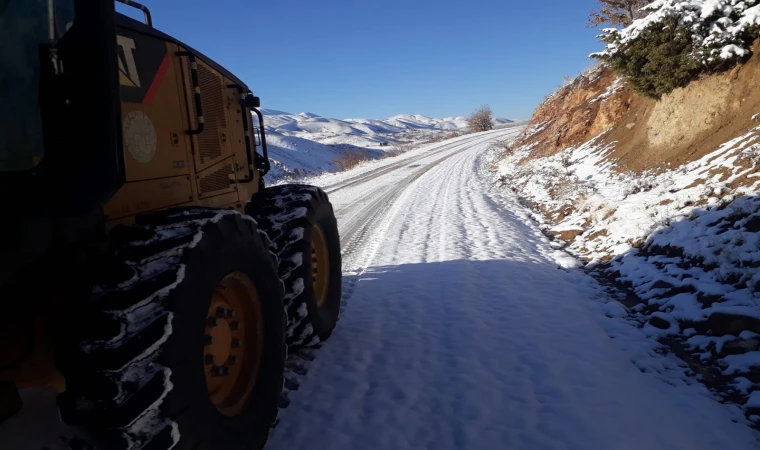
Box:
left=118, top=0, right=604, bottom=120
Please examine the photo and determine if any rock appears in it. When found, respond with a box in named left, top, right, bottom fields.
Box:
left=669, top=285, right=696, bottom=295
left=626, top=122, right=636, bottom=130
left=745, top=216, right=760, bottom=233
left=651, top=280, right=675, bottom=290
left=649, top=316, right=671, bottom=330
left=697, top=293, right=723, bottom=308
left=723, top=339, right=760, bottom=355
left=548, top=228, right=583, bottom=242
left=708, top=312, right=760, bottom=336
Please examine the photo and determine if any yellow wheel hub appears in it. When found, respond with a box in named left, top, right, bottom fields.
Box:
left=311, top=223, right=330, bottom=308
left=204, top=272, right=263, bottom=417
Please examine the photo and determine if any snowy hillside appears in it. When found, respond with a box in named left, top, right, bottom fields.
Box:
left=265, top=132, right=345, bottom=181
left=261, top=108, right=513, bottom=148
left=260, top=108, right=516, bottom=182
left=492, top=117, right=760, bottom=427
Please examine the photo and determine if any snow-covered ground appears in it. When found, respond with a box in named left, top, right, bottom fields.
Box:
left=266, top=127, right=760, bottom=449
left=261, top=108, right=516, bottom=182
left=493, top=116, right=760, bottom=424
left=265, top=132, right=350, bottom=181
left=262, top=108, right=514, bottom=149
left=4, top=126, right=758, bottom=450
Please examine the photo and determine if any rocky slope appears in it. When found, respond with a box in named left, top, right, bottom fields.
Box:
left=493, top=41, right=760, bottom=428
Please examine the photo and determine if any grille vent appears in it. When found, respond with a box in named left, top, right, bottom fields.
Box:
left=190, top=63, right=227, bottom=164
left=199, top=164, right=234, bottom=195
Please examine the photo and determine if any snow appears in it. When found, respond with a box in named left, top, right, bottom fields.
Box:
left=263, top=109, right=513, bottom=147
left=602, top=300, right=629, bottom=318
left=594, top=0, right=760, bottom=66
left=265, top=127, right=759, bottom=450
left=748, top=390, right=760, bottom=408
left=265, top=132, right=349, bottom=181
left=492, top=84, right=760, bottom=425
left=2, top=125, right=759, bottom=449
left=588, top=77, right=624, bottom=103
left=495, top=125, right=760, bottom=266
left=260, top=108, right=517, bottom=181
left=723, top=351, right=760, bottom=375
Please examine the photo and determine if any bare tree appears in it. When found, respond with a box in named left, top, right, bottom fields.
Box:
left=587, top=0, right=649, bottom=28
left=466, top=105, right=494, bottom=133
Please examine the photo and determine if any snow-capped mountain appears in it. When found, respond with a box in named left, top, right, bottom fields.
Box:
left=259, top=108, right=517, bottom=182
left=260, top=109, right=513, bottom=148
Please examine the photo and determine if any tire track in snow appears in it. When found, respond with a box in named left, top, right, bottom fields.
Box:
left=276, top=129, right=524, bottom=421
left=336, top=130, right=521, bottom=265
left=323, top=132, right=508, bottom=195
left=267, top=127, right=760, bottom=450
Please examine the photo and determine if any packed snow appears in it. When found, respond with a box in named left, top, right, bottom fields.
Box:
left=265, top=127, right=760, bottom=449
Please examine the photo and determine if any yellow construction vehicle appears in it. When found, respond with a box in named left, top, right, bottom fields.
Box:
left=0, top=1, right=342, bottom=448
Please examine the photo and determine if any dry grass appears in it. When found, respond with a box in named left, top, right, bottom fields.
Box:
left=333, top=150, right=373, bottom=171
left=489, top=139, right=514, bottom=155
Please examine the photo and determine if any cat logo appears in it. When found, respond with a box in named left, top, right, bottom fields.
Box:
left=115, top=29, right=170, bottom=104
left=118, top=36, right=141, bottom=88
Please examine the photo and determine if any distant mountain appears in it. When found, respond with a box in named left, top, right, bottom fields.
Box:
left=258, top=108, right=515, bottom=182
left=260, top=109, right=513, bottom=148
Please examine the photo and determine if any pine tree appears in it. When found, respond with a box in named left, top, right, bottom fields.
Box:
left=587, top=0, right=649, bottom=28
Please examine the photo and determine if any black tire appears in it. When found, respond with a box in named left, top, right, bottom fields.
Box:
left=247, top=185, right=342, bottom=347
left=0, top=382, right=21, bottom=424
left=57, top=209, right=285, bottom=450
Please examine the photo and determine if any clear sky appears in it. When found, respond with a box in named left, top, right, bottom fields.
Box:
left=118, top=0, right=603, bottom=120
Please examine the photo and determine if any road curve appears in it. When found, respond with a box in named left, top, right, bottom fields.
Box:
left=266, top=126, right=760, bottom=450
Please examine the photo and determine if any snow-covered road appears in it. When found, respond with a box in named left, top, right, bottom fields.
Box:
left=267, top=129, right=760, bottom=450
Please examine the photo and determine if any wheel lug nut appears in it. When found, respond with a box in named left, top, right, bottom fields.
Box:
left=231, top=339, right=241, bottom=348
left=213, top=366, right=229, bottom=377
left=228, top=356, right=237, bottom=365
left=204, top=354, right=215, bottom=365
left=205, top=335, right=213, bottom=346
left=230, top=321, right=240, bottom=331
left=216, top=307, right=228, bottom=318
left=227, top=309, right=236, bottom=318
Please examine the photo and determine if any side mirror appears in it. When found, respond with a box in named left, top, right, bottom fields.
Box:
left=245, top=94, right=261, bottom=108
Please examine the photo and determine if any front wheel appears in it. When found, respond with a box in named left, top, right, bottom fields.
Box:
left=57, top=209, right=285, bottom=450
left=247, top=185, right=342, bottom=347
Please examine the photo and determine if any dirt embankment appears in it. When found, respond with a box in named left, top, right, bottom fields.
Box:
left=518, top=40, right=760, bottom=173
left=499, top=41, right=760, bottom=428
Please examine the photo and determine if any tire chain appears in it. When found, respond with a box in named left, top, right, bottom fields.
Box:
left=59, top=208, right=278, bottom=450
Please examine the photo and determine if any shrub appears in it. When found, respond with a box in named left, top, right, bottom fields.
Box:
left=592, top=1, right=760, bottom=99
left=489, top=139, right=514, bottom=155
left=333, top=150, right=372, bottom=171
left=467, top=105, right=494, bottom=132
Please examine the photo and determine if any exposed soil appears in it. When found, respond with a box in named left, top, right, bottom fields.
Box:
left=518, top=40, right=760, bottom=175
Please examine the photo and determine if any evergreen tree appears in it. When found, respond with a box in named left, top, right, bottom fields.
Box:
left=587, top=0, right=649, bottom=27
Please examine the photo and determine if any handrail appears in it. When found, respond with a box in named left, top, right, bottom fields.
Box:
left=177, top=51, right=205, bottom=136
left=251, top=107, right=271, bottom=176
left=115, top=0, right=153, bottom=27
left=227, top=84, right=256, bottom=184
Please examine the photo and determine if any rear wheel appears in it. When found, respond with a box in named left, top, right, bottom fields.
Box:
left=57, top=210, right=285, bottom=450
left=247, top=185, right=342, bottom=347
